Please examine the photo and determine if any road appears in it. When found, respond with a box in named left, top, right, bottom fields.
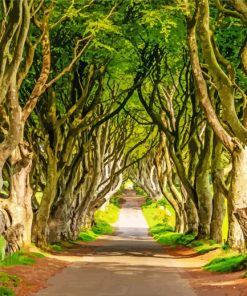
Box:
left=34, top=196, right=196, bottom=296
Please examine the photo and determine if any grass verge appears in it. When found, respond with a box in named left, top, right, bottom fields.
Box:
left=0, top=251, right=44, bottom=267
left=142, top=198, right=194, bottom=246
left=204, top=255, right=247, bottom=272
left=78, top=198, right=120, bottom=242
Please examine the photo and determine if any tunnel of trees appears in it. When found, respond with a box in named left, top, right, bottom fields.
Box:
left=0, top=0, right=246, bottom=253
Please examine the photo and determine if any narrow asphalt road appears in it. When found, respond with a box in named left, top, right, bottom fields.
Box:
left=34, top=196, right=197, bottom=296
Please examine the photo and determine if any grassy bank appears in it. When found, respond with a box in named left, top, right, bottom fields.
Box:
left=142, top=198, right=247, bottom=274
left=78, top=197, right=120, bottom=242
left=142, top=198, right=195, bottom=246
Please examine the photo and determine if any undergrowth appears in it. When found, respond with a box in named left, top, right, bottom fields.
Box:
left=0, top=286, right=16, bottom=296
left=49, top=244, right=64, bottom=252
left=142, top=198, right=195, bottom=246
left=204, top=255, right=247, bottom=272
left=0, top=272, right=20, bottom=287
left=0, top=251, right=44, bottom=267
left=78, top=197, right=120, bottom=242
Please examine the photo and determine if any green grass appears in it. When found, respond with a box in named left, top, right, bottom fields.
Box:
left=142, top=198, right=195, bottom=246
left=142, top=198, right=174, bottom=228
left=155, top=232, right=195, bottom=246
left=188, top=239, right=221, bottom=254
left=78, top=229, right=98, bottom=242
left=0, top=251, right=43, bottom=267
left=49, top=244, right=64, bottom=252
left=78, top=199, right=120, bottom=242
left=0, top=272, right=20, bottom=287
left=204, top=255, right=247, bottom=272
left=0, top=286, right=16, bottom=296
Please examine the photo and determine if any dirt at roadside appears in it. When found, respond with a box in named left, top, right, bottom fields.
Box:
left=164, top=246, right=247, bottom=296
left=0, top=242, right=97, bottom=296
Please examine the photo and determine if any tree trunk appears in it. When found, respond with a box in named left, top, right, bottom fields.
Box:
left=210, top=140, right=226, bottom=243
left=195, top=126, right=213, bottom=239
left=32, top=148, right=58, bottom=247
left=227, top=146, right=247, bottom=250
left=0, top=142, right=33, bottom=252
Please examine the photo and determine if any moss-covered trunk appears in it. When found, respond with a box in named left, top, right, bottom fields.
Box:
left=210, top=140, right=226, bottom=243
left=195, top=126, right=213, bottom=239
left=32, top=147, right=58, bottom=247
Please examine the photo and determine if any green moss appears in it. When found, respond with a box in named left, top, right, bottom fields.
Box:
left=204, top=255, right=247, bottom=272
left=0, top=236, right=6, bottom=261
left=0, top=286, right=16, bottom=296
left=0, top=272, right=20, bottom=287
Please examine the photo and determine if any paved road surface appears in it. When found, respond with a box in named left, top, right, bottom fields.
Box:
left=34, top=196, right=196, bottom=296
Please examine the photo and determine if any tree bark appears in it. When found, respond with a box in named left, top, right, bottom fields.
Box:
left=195, top=125, right=213, bottom=239
left=227, top=146, right=247, bottom=250
left=210, top=139, right=227, bottom=243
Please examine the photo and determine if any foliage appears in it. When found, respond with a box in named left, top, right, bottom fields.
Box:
left=204, top=255, right=247, bottom=273
left=0, top=287, right=15, bottom=296
left=133, top=185, right=148, bottom=197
